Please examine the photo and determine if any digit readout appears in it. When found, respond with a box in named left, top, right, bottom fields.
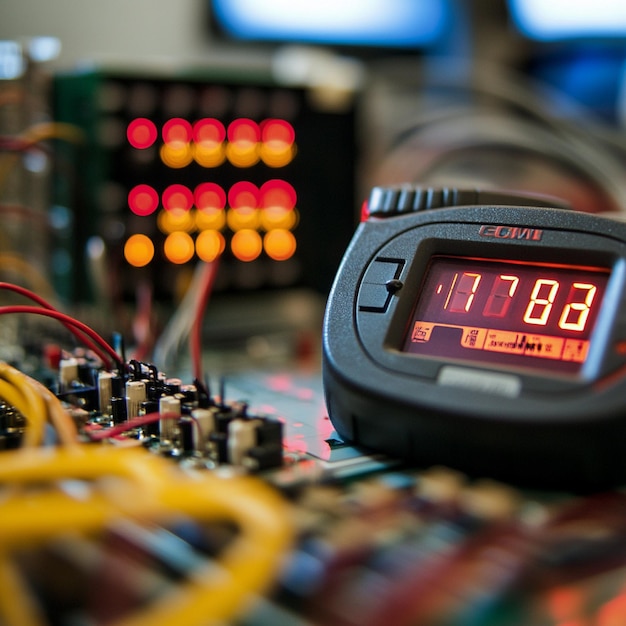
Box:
left=402, top=255, right=611, bottom=374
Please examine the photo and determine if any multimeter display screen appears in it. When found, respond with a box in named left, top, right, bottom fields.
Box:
left=402, top=255, right=611, bottom=374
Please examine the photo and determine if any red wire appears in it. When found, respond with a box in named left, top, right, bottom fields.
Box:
left=87, top=411, right=200, bottom=441
left=0, top=282, right=118, bottom=369
left=190, top=261, right=220, bottom=381
left=0, top=305, right=122, bottom=369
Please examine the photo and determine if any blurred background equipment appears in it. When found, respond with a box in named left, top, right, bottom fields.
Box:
left=0, top=0, right=625, bottom=624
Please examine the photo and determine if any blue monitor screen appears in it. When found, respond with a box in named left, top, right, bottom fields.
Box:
left=211, top=0, right=450, bottom=48
left=508, top=0, right=626, bottom=41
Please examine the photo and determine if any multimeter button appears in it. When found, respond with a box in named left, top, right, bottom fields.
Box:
left=358, top=283, right=392, bottom=312
left=358, top=258, right=404, bottom=312
left=362, top=258, right=400, bottom=283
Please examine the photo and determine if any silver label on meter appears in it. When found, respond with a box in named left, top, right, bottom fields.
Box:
left=437, top=365, right=522, bottom=397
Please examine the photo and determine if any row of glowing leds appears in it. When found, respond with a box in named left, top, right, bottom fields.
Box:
left=125, top=179, right=298, bottom=266
left=127, top=117, right=296, bottom=168
left=129, top=180, right=296, bottom=216
left=124, top=228, right=297, bottom=267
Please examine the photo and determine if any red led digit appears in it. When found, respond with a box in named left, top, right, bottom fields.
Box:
left=523, top=279, right=559, bottom=326
left=483, top=274, right=519, bottom=317
left=447, top=272, right=481, bottom=313
left=559, top=283, right=597, bottom=331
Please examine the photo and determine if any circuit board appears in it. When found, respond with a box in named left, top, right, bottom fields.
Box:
left=3, top=335, right=626, bottom=626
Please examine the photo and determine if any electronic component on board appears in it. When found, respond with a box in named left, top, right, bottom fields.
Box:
left=322, top=186, right=626, bottom=490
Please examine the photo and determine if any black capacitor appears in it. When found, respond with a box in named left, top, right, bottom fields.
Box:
left=111, top=396, right=127, bottom=424
left=164, top=378, right=182, bottom=395
left=77, top=361, right=95, bottom=385
left=211, top=431, right=228, bottom=464
left=141, top=400, right=160, bottom=436
left=110, top=375, right=125, bottom=399
left=146, top=380, right=163, bottom=401
left=247, top=444, right=283, bottom=470
left=179, top=417, right=195, bottom=454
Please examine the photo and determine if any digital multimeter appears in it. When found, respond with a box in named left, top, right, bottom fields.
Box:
left=322, top=186, right=626, bottom=490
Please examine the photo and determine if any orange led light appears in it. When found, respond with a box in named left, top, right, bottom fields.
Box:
left=264, top=229, right=296, bottom=261
left=162, top=184, right=193, bottom=212
left=127, top=118, right=157, bottom=149
left=196, top=207, right=226, bottom=231
left=227, top=207, right=261, bottom=231
left=164, top=231, right=195, bottom=264
left=193, top=143, right=226, bottom=167
left=196, top=229, right=225, bottom=262
left=157, top=208, right=196, bottom=234
left=160, top=143, right=193, bottom=168
left=128, top=184, right=159, bottom=216
left=260, top=206, right=298, bottom=231
left=124, top=234, right=154, bottom=267
left=231, top=229, right=262, bottom=262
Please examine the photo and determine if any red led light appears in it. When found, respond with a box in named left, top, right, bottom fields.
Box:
left=162, top=184, right=193, bottom=211
left=260, top=179, right=296, bottom=211
left=226, top=119, right=260, bottom=167
left=193, top=119, right=227, bottom=167
left=162, top=118, right=192, bottom=146
left=261, top=119, right=295, bottom=145
left=227, top=118, right=260, bottom=144
left=193, top=118, right=226, bottom=146
left=128, top=184, right=159, bottom=216
left=228, top=181, right=259, bottom=211
left=127, top=118, right=157, bottom=149
left=194, top=182, right=226, bottom=212
left=260, top=118, right=296, bottom=166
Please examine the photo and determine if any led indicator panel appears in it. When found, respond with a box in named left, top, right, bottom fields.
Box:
left=403, top=255, right=611, bottom=374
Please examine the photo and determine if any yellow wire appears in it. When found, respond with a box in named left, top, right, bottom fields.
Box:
left=0, top=446, right=294, bottom=626
left=0, top=375, right=46, bottom=448
left=32, top=378, right=79, bottom=447
left=0, top=557, right=45, bottom=626
left=0, top=362, right=78, bottom=447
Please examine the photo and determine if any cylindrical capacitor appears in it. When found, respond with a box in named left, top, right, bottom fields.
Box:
left=190, top=407, right=217, bottom=453
left=228, top=419, right=259, bottom=466
left=159, top=395, right=180, bottom=442
left=126, top=380, right=146, bottom=419
left=98, top=371, right=115, bottom=415
left=59, top=358, right=79, bottom=389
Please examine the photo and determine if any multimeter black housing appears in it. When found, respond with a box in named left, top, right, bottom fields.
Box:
left=322, top=187, right=626, bottom=491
